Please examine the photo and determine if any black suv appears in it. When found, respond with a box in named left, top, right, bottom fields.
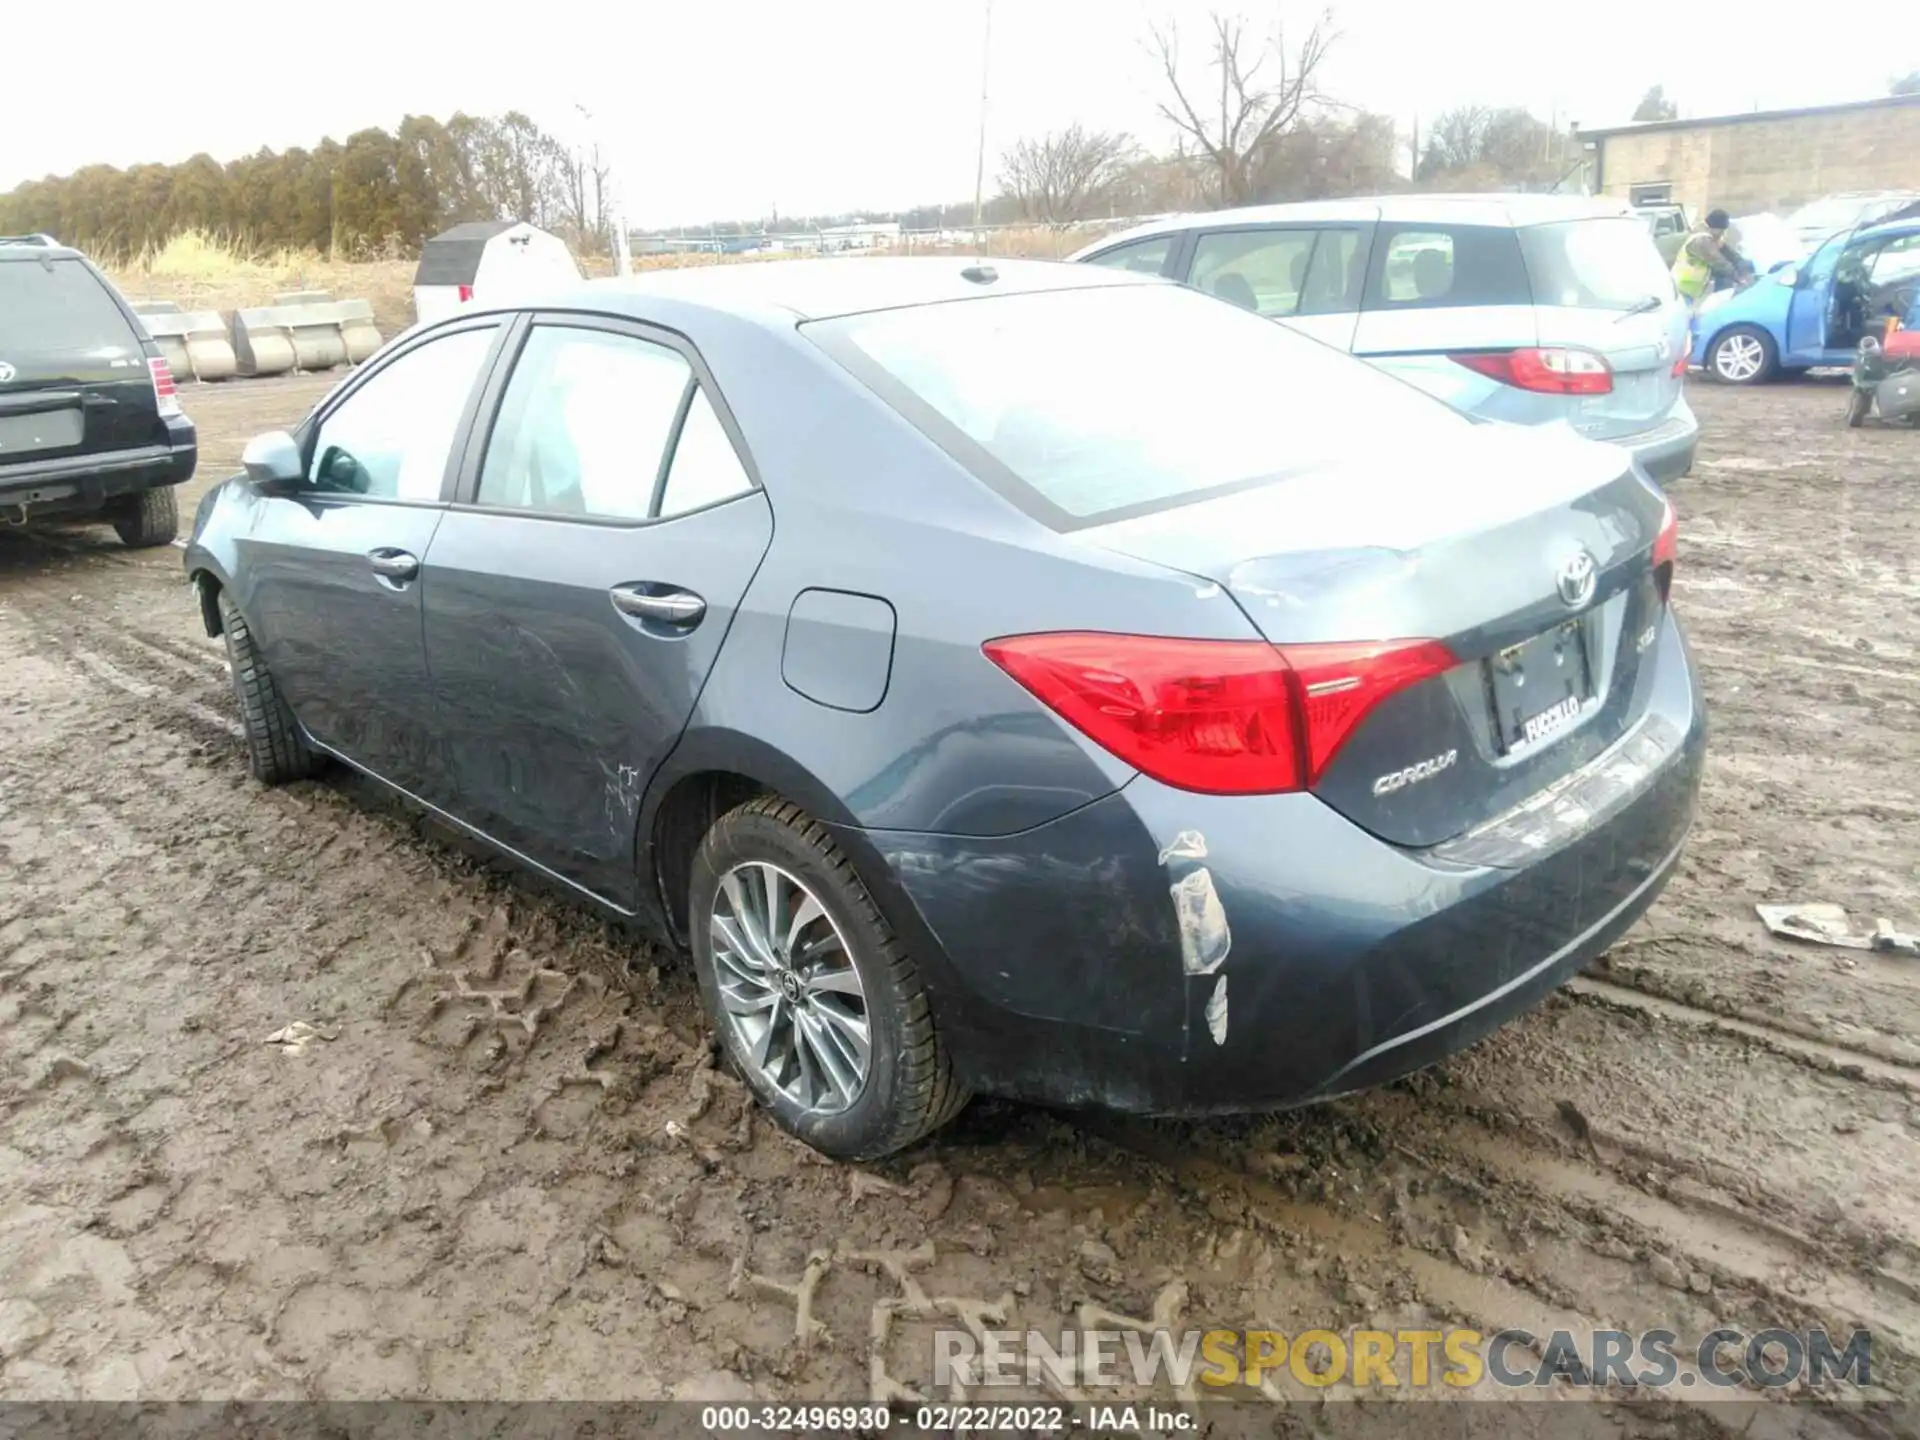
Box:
left=0, top=235, right=197, bottom=547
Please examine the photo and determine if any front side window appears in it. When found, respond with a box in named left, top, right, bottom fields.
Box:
left=1083, top=236, right=1174, bottom=276
left=1190, top=230, right=1319, bottom=317
left=813, top=283, right=1465, bottom=526
left=477, top=326, right=692, bottom=520
left=308, top=327, right=496, bottom=500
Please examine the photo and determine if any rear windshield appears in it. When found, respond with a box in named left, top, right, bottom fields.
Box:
left=810, top=282, right=1466, bottom=527
left=0, top=257, right=139, bottom=352
left=1519, top=218, right=1676, bottom=311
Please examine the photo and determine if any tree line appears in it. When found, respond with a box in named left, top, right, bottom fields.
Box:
left=1, top=5, right=1729, bottom=257
left=0, top=111, right=614, bottom=259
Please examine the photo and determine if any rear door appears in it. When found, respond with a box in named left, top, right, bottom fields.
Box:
left=1350, top=222, right=1539, bottom=416
left=1182, top=221, right=1375, bottom=351
left=420, top=315, right=773, bottom=904
left=0, top=257, right=161, bottom=474
left=238, top=318, right=505, bottom=802
left=1519, top=215, right=1690, bottom=442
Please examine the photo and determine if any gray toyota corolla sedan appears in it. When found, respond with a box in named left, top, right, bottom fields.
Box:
left=184, top=257, right=1704, bottom=1160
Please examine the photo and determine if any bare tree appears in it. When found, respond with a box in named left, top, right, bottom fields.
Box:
left=999, top=126, right=1138, bottom=226
left=1893, top=72, right=1920, bottom=96
left=1417, top=104, right=1564, bottom=189
left=1147, top=6, right=1337, bottom=207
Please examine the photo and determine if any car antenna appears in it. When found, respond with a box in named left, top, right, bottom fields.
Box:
left=960, top=263, right=998, bottom=284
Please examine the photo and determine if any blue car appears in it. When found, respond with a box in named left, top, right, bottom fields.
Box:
left=1693, top=216, right=1920, bottom=383
left=185, top=259, right=1703, bottom=1159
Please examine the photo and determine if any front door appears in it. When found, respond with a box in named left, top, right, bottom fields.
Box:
left=1785, top=232, right=1851, bottom=360
left=420, top=317, right=774, bottom=903
left=240, top=320, right=503, bottom=801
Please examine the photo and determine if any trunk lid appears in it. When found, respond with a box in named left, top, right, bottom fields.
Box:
left=1079, top=421, right=1672, bottom=849
left=0, top=255, right=162, bottom=471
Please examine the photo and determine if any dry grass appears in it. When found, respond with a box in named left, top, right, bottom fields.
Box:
left=102, top=230, right=417, bottom=338
left=95, top=223, right=1116, bottom=342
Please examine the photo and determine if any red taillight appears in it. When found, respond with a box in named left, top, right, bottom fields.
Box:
left=1281, top=639, right=1459, bottom=784
left=147, top=356, right=182, bottom=418
left=457, top=283, right=474, bottom=303
left=1651, top=496, right=1678, bottom=601
left=1449, top=347, right=1613, bottom=396
left=982, top=632, right=1455, bottom=795
left=1670, top=352, right=1690, bottom=377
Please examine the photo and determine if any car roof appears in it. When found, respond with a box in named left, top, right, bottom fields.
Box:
left=1073, top=193, right=1634, bottom=256
left=538, top=256, right=1155, bottom=326
left=0, top=236, right=87, bottom=262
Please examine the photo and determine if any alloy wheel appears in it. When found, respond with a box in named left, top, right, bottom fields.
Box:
left=1714, top=333, right=1767, bottom=383
left=709, top=860, right=871, bottom=1113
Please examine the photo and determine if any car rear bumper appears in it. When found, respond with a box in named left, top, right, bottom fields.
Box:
left=1621, top=400, right=1698, bottom=484
left=0, top=427, right=197, bottom=521
left=851, top=609, right=1706, bottom=1116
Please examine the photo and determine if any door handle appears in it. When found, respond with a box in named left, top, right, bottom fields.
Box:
left=367, top=548, right=419, bottom=581
left=609, top=586, right=705, bottom=626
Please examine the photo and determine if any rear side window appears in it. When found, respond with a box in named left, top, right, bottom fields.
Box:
left=1083, top=236, right=1174, bottom=276
left=811, top=283, right=1465, bottom=527
left=478, top=326, right=691, bottom=521
left=1519, top=218, right=1675, bottom=310
left=1366, top=225, right=1530, bottom=310
left=0, top=259, right=139, bottom=352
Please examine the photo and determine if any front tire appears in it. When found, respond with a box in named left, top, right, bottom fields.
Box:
left=110, top=488, right=178, bottom=548
left=1707, top=325, right=1777, bottom=385
left=217, top=591, right=322, bottom=784
left=688, top=796, right=968, bottom=1159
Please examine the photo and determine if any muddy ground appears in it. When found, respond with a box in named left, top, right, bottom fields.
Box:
left=1, top=375, right=1916, bottom=1434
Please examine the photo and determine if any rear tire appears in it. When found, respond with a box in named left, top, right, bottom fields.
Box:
left=688, top=796, right=968, bottom=1160
left=1707, top=325, right=1777, bottom=386
left=217, top=591, right=322, bottom=785
left=110, top=488, right=178, bottom=548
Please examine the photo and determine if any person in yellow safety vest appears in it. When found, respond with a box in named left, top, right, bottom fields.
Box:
left=1672, top=209, right=1742, bottom=308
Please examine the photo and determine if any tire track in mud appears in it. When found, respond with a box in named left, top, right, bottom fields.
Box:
left=2, top=384, right=1917, bottom=1422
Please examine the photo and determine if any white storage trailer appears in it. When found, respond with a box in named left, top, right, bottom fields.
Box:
left=412, top=221, right=581, bottom=325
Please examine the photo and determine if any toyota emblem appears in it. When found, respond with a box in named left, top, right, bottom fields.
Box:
left=0, top=361, right=15, bottom=384
left=1556, top=549, right=1598, bottom=609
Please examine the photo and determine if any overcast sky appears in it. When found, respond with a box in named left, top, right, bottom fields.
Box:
left=5, top=0, right=1915, bottom=226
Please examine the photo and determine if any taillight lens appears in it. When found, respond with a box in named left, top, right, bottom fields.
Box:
left=147, top=356, right=182, bottom=418
left=1670, top=352, right=1690, bottom=377
left=1282, top=639, right=1459, bottom=783
left=982, top=632, right=1455, bottom=795
left=1651, top=496, right=1678, bottom=601
left=1450, top=347, right=1613, bottom=395
left=457, top=283, right=474, bottom=303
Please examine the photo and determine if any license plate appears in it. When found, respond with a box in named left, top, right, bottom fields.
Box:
left=1487, top=619, right=1594, bottom=754
left=0, top=408, right=83, bottom=455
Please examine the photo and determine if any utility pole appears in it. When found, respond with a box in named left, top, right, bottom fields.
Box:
left=971, top=0, right=993, bottom=251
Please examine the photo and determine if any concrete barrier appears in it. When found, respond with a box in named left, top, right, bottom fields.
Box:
left=336, top=298, right=382, bottom=364
left=228, top=299, right=382, bottom=376
left=131, top=300, right=180, bottom=316
left=138, top=309, right=239, bottom=382
left=274, top=290, right=331, bottom=306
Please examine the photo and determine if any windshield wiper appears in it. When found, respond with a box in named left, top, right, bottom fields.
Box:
left=1615, top=294, right=1666, bottom=321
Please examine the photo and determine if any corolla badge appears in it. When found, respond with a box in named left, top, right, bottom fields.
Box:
left=0, top=361, right=16, bottom=383
left=1556, top=549, right=1598, bottom=609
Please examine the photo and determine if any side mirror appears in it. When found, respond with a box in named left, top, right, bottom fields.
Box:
left=241, top=430, right=304, bottom=491
left=1776, top=266, right=1800, bottom=288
